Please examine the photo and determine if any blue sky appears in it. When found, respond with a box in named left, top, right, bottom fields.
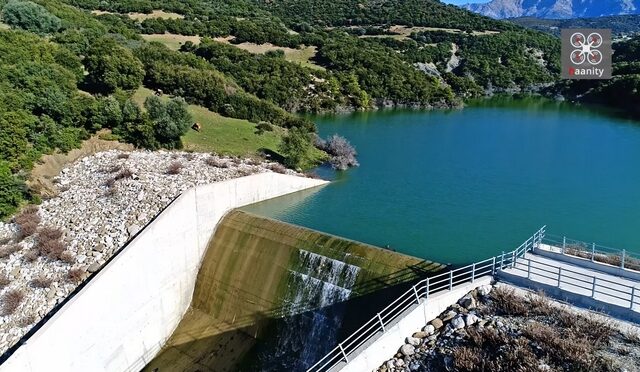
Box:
left=441, top=0, right=491, bottom=5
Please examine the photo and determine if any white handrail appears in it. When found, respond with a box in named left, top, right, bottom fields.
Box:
left=307, top=226, right=546, bottom=372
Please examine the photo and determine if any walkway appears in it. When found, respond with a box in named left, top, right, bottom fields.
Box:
left=501, top=252, right=640, bottom=315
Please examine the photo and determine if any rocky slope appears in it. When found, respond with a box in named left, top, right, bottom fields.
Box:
left=378, top=284, right=640, bottom=371
left=463, top=0, right=640, bottom=19
left=0, top=150, right=296, bottom=355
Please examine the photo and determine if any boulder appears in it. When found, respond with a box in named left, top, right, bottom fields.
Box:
left=422, top=324, right=436, bottom=335
left=451, top=315, right=465, bottom=330
left=406, top=336, right=421, bottom=346
left=465, top=314, right=480, bottom=327
left=442, top=310, right=457, bottom=322
left=400, top=344, right=415, bottom=356
left=478, top=284, right=492, bottom=296
left=430, top=318, right=444, bottom=329
left=412, top=331, right=429, bottom=339
left=458, top=294, right=476, bottom=309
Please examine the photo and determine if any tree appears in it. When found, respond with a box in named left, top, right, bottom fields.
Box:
left=84, top=37, right=144, bottom=93
left=321, top=134, right=359, bottom=170
left=144, top=96, right=193, bottom=149
left=279, top=127, right=312, bottom=169
left=0, top=161, right=24, bottom=219
left=1, top=0, right=61, bottom=35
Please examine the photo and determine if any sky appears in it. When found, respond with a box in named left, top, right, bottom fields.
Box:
left=441, top=0, right=491, bottom=5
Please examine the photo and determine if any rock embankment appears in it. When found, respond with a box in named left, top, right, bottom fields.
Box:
left=378, top=284, right=640, bottom=372
left=0, top=150, right=296, bottom=354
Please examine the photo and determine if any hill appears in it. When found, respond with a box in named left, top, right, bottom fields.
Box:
left=463, top=0, right=640, bottom=19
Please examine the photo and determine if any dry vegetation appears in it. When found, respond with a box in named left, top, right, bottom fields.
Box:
left=565, top=245, right=640, bottom=272
left=1, top=289, right=25, bottom=316
left=448, top=287, right=636, bottom=372
left=166, top=161, right=183, bottom=175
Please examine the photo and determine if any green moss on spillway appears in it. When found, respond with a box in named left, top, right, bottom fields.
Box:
left=144, top=210, right=444, bottom=372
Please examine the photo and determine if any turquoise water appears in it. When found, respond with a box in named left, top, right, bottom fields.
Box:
left=244, top=98, right=640, bottom=264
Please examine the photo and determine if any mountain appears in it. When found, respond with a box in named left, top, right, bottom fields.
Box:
left=509, top=15, right=640, bottom=36
left=463, top=0, right=640, bottom=19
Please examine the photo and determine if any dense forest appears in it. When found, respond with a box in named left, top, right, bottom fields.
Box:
left=0, top=0, right=638, bottom=219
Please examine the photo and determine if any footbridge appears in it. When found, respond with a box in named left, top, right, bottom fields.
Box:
left=308, top=227, right=640, bottom=372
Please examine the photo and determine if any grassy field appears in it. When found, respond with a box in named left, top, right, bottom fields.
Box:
left=358, top=25, right=500, bottom=40
left=132, top=87, right=283, bottom=156
left=91, top=9, right=183, bottom=20
left=141, top=33, right=201, bottom=51
left=214, top=37, right=324, bottom=70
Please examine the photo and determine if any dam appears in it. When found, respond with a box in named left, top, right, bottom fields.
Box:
left=143, top=211, right=444, bottom=371
left=0, top=174, right=444, bottom=371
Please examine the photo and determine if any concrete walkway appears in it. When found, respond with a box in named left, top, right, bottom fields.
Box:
left=500, top=252, right=640, bottom=318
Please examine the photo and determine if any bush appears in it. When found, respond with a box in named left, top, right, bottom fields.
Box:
left=0, top=244, right=21, bottom=258
left=1, top=0, right=62, bottom=35
left=18, top=221, right=38, bottom=239
left=30, top=275, right=52, bottom=288
left=205, top=157, right=229, bottom=168
left=59, top=251, right=75, bottom=264
left=166, top=161, right=183, bottom=175
left=0, top=274, right=10, bottom=289
left=22, top=249, right=38, bottom=262
left=279, top=127, right=313, bottom=169
left=0, top=162, right=24, bottom=220
left=317, top=134, right=359, bottom=170
left=268, top=163, right=287, bottom=174
left=0, top=289, right=24, bottom=316
left=67, top=268, right=85, bottom=283
left=114, top=168, right=133, bottom=180
left=35, top=227, right=65, bottom=260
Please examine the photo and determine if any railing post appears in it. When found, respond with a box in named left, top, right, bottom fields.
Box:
left=591, top=243, right=596, bottom=262
left=500, top=251, right=505, bottom=270
left=377, top=313, right=386, bottom=332
left=471, top=263, right=476, bottom=283
left=511, top=250, right=516, bottom=268
left=492, top=256, right=496, bottom=275
left=425, top=277, right=430, bottom=299
left=557, top=267, right=562, bottom=287
left=413, top=285, right=421, bottom=304
left=591, top=276, right=596, bottom=298
left=631, top=287, right=636, bottom=310
left=527, top=259, right=531, bottom=279
left=562, top=236, right=566, bottom=254
left=448, top=270, right=453, bottom=290
left=621, top=249, right=626, bottom=269
left=339, top=343, right=349, bottom=363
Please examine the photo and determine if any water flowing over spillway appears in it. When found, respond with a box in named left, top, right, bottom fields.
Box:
left=143, top=211, right=444, bottom=372
left=257, top=251, right=361, bottom=370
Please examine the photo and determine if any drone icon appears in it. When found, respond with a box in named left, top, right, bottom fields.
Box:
left=570, top=32, right=603, bottom=65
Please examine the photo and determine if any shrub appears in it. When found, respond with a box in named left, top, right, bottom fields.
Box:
left=255, top=121, right=273, bottom=135
left=166, top=161, right=183, bottom=175
left=319, top=134, right=359, bottom=170
left=1, top=0, right=62, bottom=35
left=279, top=127, right=312, bottom=169
left=0, top=161, right=24, bottom=219
left=183, top=153, right=195, bottom=161
left=38, top=227, right=63, bottom=241
left=114, top=168, right=133, bottom=180
left=205, top=157, right=229, bottom=168
left=268, top=163, right=287, bottom=174
left=30, top=275, right=52, bottom=288
left=490, top=286, right=529, bottom=316
left=0, top=274, right=10, bottom=289
left=0, top=244, right=21, bottom=259
left=18, top=221, right=38, bottom=239
left=116, top=153, right=130, bottom=159
left=106, top=164, right=122, bottom=174
left=59, top=251, right=75, bottom=264
left=67, top=268, right=85, bottom=283
left=23, top=249, right=38, bottom=262
left=104, top=177, right=116, bottom=189
left=1, top=289, right=25, bottom=316
left=14, top=205, right=40, bottom=226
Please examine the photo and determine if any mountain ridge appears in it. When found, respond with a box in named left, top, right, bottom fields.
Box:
left=463, top=0, right=640, bottom=19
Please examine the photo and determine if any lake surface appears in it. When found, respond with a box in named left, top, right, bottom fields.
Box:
left=244, top=98, right=640, bottom=264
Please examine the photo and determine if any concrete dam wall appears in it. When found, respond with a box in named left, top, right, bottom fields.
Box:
left=145, top=211, right=445, bottom=371
left=1, top=174, right=328, bottom=372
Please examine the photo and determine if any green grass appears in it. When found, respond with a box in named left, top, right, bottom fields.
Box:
left=131, top=87, right=326, bottom=167
left=141, top=34, right=201, bottom=51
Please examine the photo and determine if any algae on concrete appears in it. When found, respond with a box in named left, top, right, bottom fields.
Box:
left=144, top=211, right=444, bottom=371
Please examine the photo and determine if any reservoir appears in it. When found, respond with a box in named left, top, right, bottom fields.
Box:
left=244, top=98, right=640, bottom=264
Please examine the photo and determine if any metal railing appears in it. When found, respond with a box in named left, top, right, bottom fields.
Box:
left=509, top=255, right=638, bottom=310
left=307, top=226, right=546, bottom=372
left=542, top=234, right=640, bottom=272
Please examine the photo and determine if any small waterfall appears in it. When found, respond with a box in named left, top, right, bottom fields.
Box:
left=256, top=250, right=360, bottom=371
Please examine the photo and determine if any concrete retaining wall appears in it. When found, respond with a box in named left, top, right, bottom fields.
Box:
left=340, top=276, right=493, bottom=372
left=0, top=173, right=327, bottom=372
